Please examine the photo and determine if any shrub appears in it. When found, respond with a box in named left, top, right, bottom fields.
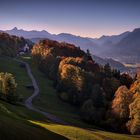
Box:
left=0, top=72, right=17, bottom=103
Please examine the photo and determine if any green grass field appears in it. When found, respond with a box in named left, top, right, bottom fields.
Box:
left=30, top=121, right=140, bottom=140
left=0, top=57, right=67, bottom=140
left=0, top=57, right=32, bottom=100
left=0, top=56, right=140, bottom=140
left=0, top=101, right=68, bottom=140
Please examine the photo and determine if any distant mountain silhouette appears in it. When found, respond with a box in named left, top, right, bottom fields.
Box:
left=6, top=27, right=52, bottom=38
left=99, top=28, right=140, bottom=63
left=3, top=27, right=140, bottom=63
left=92, top=55, right=127, bottom=71
left=93, top=31, right=130, bottom=45
left=5, top=27, right=99, bottom=53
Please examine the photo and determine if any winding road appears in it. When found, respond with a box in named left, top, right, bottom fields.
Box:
left=16, top=59, right=67, bottom=125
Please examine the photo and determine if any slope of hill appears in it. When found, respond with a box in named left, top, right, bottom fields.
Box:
left=92, top=55, right=126, bottom=71
left=0, top=57, right=67, bottom=140
left=1, top=57, right=139, bottom=140
left=21, top=55, right=140, bottom=140
left=54, top=33, right=99, bottom=52
left=93, top=31, right=130, bottom=45
left=0, top=101, right=67, bottom=140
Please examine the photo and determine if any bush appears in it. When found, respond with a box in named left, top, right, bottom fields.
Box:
left=0, top=72, right=18, bottom=103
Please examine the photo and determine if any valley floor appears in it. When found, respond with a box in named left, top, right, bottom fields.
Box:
left=0, top=56, right=140, bottom=140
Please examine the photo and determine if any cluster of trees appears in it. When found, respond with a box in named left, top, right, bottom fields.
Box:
left=32, top=39, right=139, bottom=134
left=0, top=72, right=18, bottom=103
left=109, top=73, right=140, bottom=134
left=0, top=32, right=32, bottom=56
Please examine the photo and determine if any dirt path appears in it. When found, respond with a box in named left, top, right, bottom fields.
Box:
left=15, top=59, right=67, bottom=125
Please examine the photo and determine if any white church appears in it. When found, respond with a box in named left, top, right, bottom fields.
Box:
left=18, top=44, right=30, bottom=55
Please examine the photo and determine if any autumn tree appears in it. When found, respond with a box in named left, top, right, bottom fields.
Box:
left=127, top=97, right=140, bottom=134
left=58, top=63, right=88, bottom=104
left=58, top=56, right=96, bottom=104
left=111, top=86, right=133, bottom=120
left=0, top=72, right=17, bottom=103
left=126, top=74, right=140, bottom=134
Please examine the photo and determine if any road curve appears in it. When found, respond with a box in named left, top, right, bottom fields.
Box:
left=15, top=59, right=67, bottom=125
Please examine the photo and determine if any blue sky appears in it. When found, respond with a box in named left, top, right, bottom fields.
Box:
left=0, top=0, right=140, bottom=37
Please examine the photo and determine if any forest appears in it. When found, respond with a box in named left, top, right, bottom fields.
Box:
left=31, top=39, right=140, bottom=134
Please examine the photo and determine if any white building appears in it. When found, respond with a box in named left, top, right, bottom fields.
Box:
left=23, top=44, right=29, bottom=52
left=18, top=44, right=30, bottom=56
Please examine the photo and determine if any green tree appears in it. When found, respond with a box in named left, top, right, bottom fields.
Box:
left=80, top=99, right=105, bottom=123
left=90, top=84, right=105, bottom=107
left=102, top=77, right=121, bottom=100
left=104, top=63, right=112, bottom=78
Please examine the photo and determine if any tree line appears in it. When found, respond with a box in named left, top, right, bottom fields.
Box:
left=0, top=32, right=29, bottom=103
left=0, top=32, right=32, bottom=56
left=31, top=39, right=140, bottom=134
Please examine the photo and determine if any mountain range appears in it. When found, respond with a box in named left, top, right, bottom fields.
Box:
left=3, top=27, right=140, bottom=63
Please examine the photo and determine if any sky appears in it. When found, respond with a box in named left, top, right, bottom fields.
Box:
left=0, top=0, right=140, bottom=38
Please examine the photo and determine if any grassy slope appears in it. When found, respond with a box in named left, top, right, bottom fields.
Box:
left=20, top=56, right=140, bottom=140
left=0, top=57, right=67, bottom=140
left=31, top=121, right=140, bottom=140
left=0, top=57, right=32, bottom=100
left=0, top=101, right=67, bottom=140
